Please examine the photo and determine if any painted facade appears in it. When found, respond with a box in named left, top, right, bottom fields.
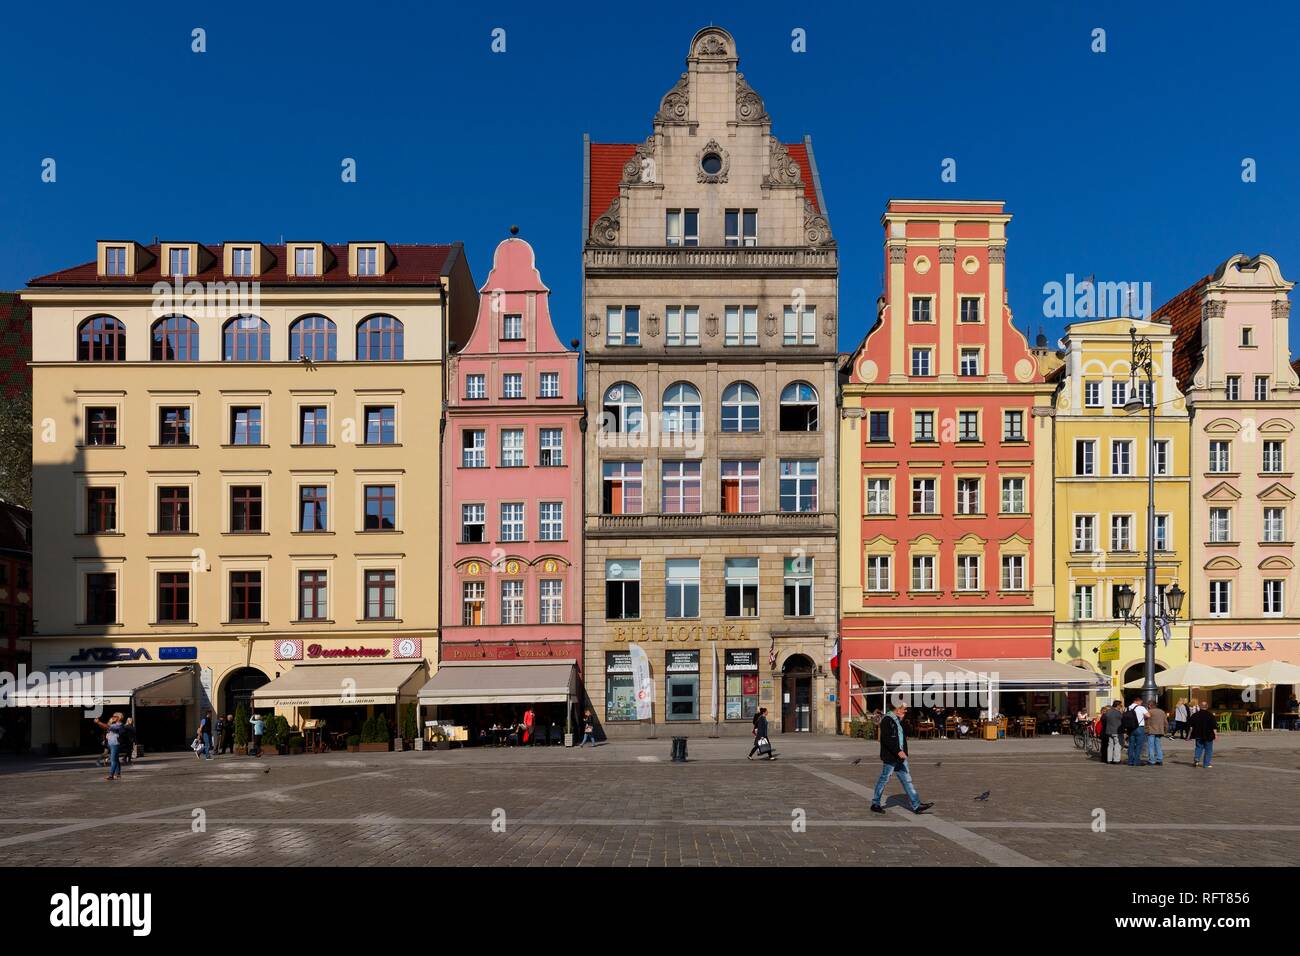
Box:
left=839, top=201, right=1056, bottom=729
left=1050, top=317, right=1192, bottom=701
left=441, top=235, right=583, bottom=668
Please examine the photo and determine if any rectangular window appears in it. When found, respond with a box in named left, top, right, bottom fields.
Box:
left=1241, top=327, right=1254, bottom=347
left=1154, top=514, right=1170, bottom=552
left=779, top=459, right=818, bottom=512
left=911, top=555, right=935, bottom=592
left=724, top=305, right=759, bottom=346
left=666, top=559, right=700, bottom=619
left=956, top=555, right=980, bottom=591
left=500, top=502, right=525, bottom=542
left=500, top=429, right=525, bottom=467
left=157, top=486, right=190, bottom=533
left=298, top=485, right=328, bottom=532
left=725, top=208, right=758, bottom=247
left=1075, top=440, right=1096, bottom=476
left=1209, top=507, right=1231, bottom=543
left=465, top=374, right=487, bottom=400
left=1000, top=555, right=1025, bottom=591
left=605, top=560, right=640, bottom=620
left=86, top=487, right=117, bottom=533
left=720, top=460, right=760, bottom=514
left=365, top=569, right=396, bottom=620
left=661, top=461, right=703, bottom=514
left=868, top=411, right=891, bottom=443
left=1264, top=579, right=1284, bottom=616
left=959, top=349, right=981, bottom=376
left=911, top=298, right=932, bottom=323
left=602, top=462, right=643, bottom=515
left=294, top=247, right=316, bottom=276
left=724, top=650, right=760, bottom=721
left=910, top=348, right=932, bottom=377
left=86, top=406, right=118, bottom=446
left=169, top=247, right=190, bottom=277
left=783, top=557, right=813, bottom=616
left=363, top=405, right=396, bottom=445
left=665, top=306, right=700, bottom=347
left=159, top=406, right=191, bottom=446
left=539, top=372, right=560, bottom=398
left=866, top=478, right=892, bottom=516
left=540, top=579, right=563, bottom=624
left=1073, top=515, right=1095, bottom=552
left=956, top=478, right=981, bottom=515
left=958, top=411, right=980, bottom=442
left=538, top=428, right=564, bottom=466
left=783, top=306, right=815, bottom=346
left=503, top=373, right=524, bottom=399
left=1255, top=375, right=1269, bottom=402
left=1209, top=440, right=1231, bottom=473
left=606, top=306, right=640, bottom=347
left=363, top=484, right=396, bottom=531
left=105, top=246, right=127, bottom=276
left=960, top=297, right=981, bottom=323
left=866, top=555, right=891, bottom=592
left=1226, top=375, right=1241, bottom=401
left=231, top=248, right=253, bottom=277
left=1264, top=507, right=1285, bottom=543
left=1002, top=410, right=1025, bottom=442
left=462, top=430, right=486, bottom=468
left=230, top=406, right=262, bottom=445
left=462, top=580, right=485, bottom=626
left=665, top=209, right=698, bottom=247
left=1111, top=440, right=1133, bottom=476
left=460, top=503, right=486, bottom=543
left=85, top=572, right=117, bottom=624
left=912, top=478, right=937, bottom=515
left=229, top=570, right=262, bottom=622
left=1073, top=585, right=1095, bottom=621
left=500, top=579, right=524, bottom=625
left=1263, top=440, right=1284, bottom=473
left=913, top=411, right=935, bottom=443
left=1110, top=514, right=1132, bottom=551
left=299, top=406, right=328, bottom=444
left=1084, top=381, right=1102, bottom=407
left=1152, top=439, right=1169, bottom=476
left=539, top=502, right=564, bottom=541
left=230, top=485, right=263, bottom=533
left=1209, top=580, right=1231, bottom=617
left=298, top=570, right=328, bottom=621
left=156, top=572, right=190, bottom=623
left=1111, top=380, right=1128, bottom=408
left=356, top=247, right=378, bottom=276
left=724, top=558, right=759, bottom=617
left=1001, top=478, right=1025, bottom=514
left=502, top=314, right=523, bottom=340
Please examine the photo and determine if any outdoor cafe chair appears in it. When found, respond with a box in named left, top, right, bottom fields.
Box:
left=1246, top=712, right=1265, bottom=733
left=1020, top=717, right=1036, bottom=737
left=1216, top=712, right=1233, bottom=733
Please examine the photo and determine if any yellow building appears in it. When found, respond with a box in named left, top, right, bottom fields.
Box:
left=1051, top=318, right=1191, bottom=705
left=23, top=240, right=477, bottom=752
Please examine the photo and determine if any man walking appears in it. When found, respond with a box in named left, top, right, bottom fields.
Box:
left=1101, top=701, right=1124, bottom=764
left=1125, top=697, right=1148, bottom=766
left=1189, top=700, right=1217, bottom=769
left=869, top=702, right=933, bottom=815
left=198, top=710, right=214, bottom=760
left=213, top=713, right=226, bottom=756
left=1145, top=699, right=1167, bottom=766
left=249, top=713, right=265, bottom=757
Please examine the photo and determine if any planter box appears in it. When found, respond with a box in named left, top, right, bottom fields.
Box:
left=433, top=741, right=451, bottom=751
left=357, top=742, right=391, bottom=753
left=346, top=744, right=360, bottom=753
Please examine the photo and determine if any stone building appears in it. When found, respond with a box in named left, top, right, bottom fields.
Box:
left=581, top=27, right=839, bottom=736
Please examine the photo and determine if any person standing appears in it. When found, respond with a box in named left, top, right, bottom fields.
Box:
left=249, top=713, right=265, bottom=757
left=1189, top=700, right=1217, bottom=769
left=91, top=713, right=125, bottom=781
left=120, top=718, right=136, bottom=765
left=869, top=702, right=933, bottom=814
left=1173, top=699, right=1189, bottom=740
left=578, top=709, right=597, bottom=748
left=1124, top=698, right=1148, bottom=766
left=522, top=706, right=536, bottom=745
left=213, top=713, right=226, bottom=756
left=198, top=710, right=214, bottom=760
left=1101, top=701, right=1124, bottom=764
left=1145, top=699, right=1167, bottom=766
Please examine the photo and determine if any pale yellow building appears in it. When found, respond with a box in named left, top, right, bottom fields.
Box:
left=1051, top=317, right=1192, bottom=705
left=23, top=240, right=476, bottom=752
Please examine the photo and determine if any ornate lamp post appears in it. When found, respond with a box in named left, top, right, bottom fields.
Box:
left=1117, top=326, right=1185, bottom=701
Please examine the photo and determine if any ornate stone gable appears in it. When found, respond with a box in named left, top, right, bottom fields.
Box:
left=655, top=73, right=689, bottom=126
left=589, top=198, right=620, bottom=247
left=621, top=136, right=657, bottom=185
left=765, top=137, right=802, bottom=186
left=804, top=199, right=834, bottom=247
left=736, top=73, right=768, bottom=124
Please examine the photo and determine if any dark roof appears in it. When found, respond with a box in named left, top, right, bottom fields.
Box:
left=27, top=243, right=461, bottom=288
left=1151, top=274, right=1211, bottom=392
left=586, top=142, right=819, bottom=229
left=0, top=293, right=31, bottom=399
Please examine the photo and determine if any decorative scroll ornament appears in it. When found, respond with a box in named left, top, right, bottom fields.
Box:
left=705, top=313, right=719, bottom=337
left=803, top=199, right=834, bottom=246
left=987, top=246, right=1006, bottom=264
left=589, top=198, right=620, bottom=247
left=736, top=73, right=769, bottom=124
left=645, top=312, right=660, bottom=338
left=823, top=312, right=836, bottom=339
left=888, top=245, right=907, bottom=264
left=1204, top=300, right=1226, bottom=319
left=622, top=136, right=657, bottom=184
left=586, top=313, right=600, bottom=339
left=697, top=140, right=730, bottom=183
left=765, top=137, right=802, bottom=186
left=1272, top=299, right=1290, bottom=320
left=939, top=245, right=956, bottom=264
left=696, top=33, right=730, bottom=57
left=765, top=312, right=778, bottom=337
left=655, top=73, right=689, bottom=125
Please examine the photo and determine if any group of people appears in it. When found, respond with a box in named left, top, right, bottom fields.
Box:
left=1095, top=698, right=1218, bottom=768
left=195, top=710, right=266, bottom=758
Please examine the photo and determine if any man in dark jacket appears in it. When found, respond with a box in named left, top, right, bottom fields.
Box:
left=1101, top=700, right=1124, bottom=764
left=869, top=702, right=933, bottom=814
left=1188, top=700, right=1217, bottom=769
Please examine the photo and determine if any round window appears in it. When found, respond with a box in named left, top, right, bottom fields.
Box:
left=700, top=153, right=723, bottom=175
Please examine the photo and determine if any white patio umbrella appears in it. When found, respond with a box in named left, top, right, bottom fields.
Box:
left=1122, top=661, right=1249, bottom=690
left=1232, top=661, right=1300, bottom=728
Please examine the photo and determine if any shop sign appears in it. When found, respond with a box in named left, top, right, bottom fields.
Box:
left=159, top=646, right=198, bottom=661
left=666, top=650, right=700, bottom=673
left=606, top=651, right=633, bottom=674
left=725, top=649, right=759, bottom=672
left=613, top=623, right=751, bottom=643
left=276, top=640, right=304, bottom=661
left=268, top=695, right=393, bottom=707
left=306, top=644, right=390, bottom=659
left=892, top=643, right=957, bottom=660
left=1098, top=632, right=1121, bottom=663
left=393, top=638, right=422, bottom=660
left=69, top=647, right=151, bottom=663
left=1197, top=640, right=1266, bottom=653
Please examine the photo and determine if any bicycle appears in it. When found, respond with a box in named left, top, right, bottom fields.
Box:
left=1075, top=722, right=1102, bottom=759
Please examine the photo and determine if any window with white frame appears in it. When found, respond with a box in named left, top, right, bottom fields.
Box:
left=1209, top=507, right=1231, bottom=543
left=539, top=372, right=560, bottom=398
left=169, top=247, right=190, bottom=277
left=1209, top=440, right=1231, bottom=473
left=956, top=554, right=980, bottom=591
left=720, top=460, right=760, bottom=514
left=724, top=558, right=759, bottom=617
left=1084, top=381, right=1101, bottom=407
left=232, top=247, right=253, bottom=276
left=606, top=306, right=640, bottom=346
left=959, top=349, right=981, bottom=377
left=605, top=560, right=640, bottom=619
left=957, top=411, right=980, bottom=442
left=867, top=555, right=892, bottom=592
left=1075, top=440, right=1096, bottom=476
left=465, top=373, right=486, bottom=400
left=911, top=478, right=937, bottom=515
left=1264, top=507, right=1285, bottom=543
left=666, top=306, right=700, bottom=347
left=1111, top=514, right=1132, bottom=551
left=911, top=348, right=932, bottom=377
left=783, top=557, right=813, bottom=616
left=661, top=460, right=702, bottom=514
left=1002, top=410, right=1025, bottom=442
left=501, top=580, right=524, bottom=625
left=721, top=382, right=760, bottom=432
left=866, top=478, right=892, bottom=515
left=1209, top=580, right=1231, bottom=616
left=662, top=382, right=701, bottom=433
left=1073, top=585, right=1095, bottom=620
left=783, top=306, right=816, bottom=346
left=959, top=297, right=981, bottom=323
left=602, top=383, right=643, bottom=433
left=665, top=209, right=698, bottom=247
left=913, top=411, right=935, bottom=442
left=539, top=428, right=563, bottom=466
left=462, top=429, right=486, bottom=468
left=1153, top=439, right=1170, bottom=476
left=1255, top=375, right=1270, bottom=401
left=540, top=579, right=563, bottom=624
left=778, top=460, right=818, bottom=513
left=503, top=373, right=524, bottom=399
left=911, top=555, right=936, bottom=592
left=461, top=503, right=485, bottom=543
left=665, top=559, right=700, bottom=619
left=1001, top=555, right=1025, bottom=591
left=1154, top=514, right=1170, bottom=552
left=1226, top=375, right=1241, bottom=401
left=911, top=298, right=932, bottom=323
left=462, top=580, right=485, bottom=626
left=500, top=502, right=525, bottom=542
left=1073, top=515, right=1096, bottom=552
left=294, top=246, right=316, bottom=277
left=105, top=245, right=128, bottom=275
left=724, top=306, right=759, bottom=346
left=1264, top=579, right=1284, bottom=616
left=1111, top=380, right=1128, bottom=407
left=539, top=502, right=564, bottom=541
left=725, top=209, right=758, bottom=247
left=356, top=247, right=378, bottom=276
left=956, top=478, right=981, bottom=515
left=1263, top=440, right=1284, bottom=473
left=500, top=429, right=525, bottom=467
left=1001, top=477, right=1026, bottom=514
left=1111, top=440, right=1133, bottom=476
left=502, top=314, right=523, bottom=340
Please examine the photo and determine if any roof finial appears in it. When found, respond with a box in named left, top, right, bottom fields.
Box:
left=509, top=224, right=519, bottom=236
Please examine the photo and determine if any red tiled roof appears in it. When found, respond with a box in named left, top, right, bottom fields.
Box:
left=27, top=243, right=459, bottom=287
left=1151, top=274, right=1211, bottom=392
left=586, top=142, right=820, bottom=229
left=0, top=293, right=31, bottom=399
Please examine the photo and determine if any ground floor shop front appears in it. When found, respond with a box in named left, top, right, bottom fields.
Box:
left=1055, top=621, right=1193, bottom=712
left=418, top=659, right=579, bottom=746
left=1192, top=625, right=1300, bottom=727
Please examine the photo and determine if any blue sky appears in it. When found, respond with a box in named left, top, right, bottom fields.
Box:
left=3, top=1, right=1298, bottom=353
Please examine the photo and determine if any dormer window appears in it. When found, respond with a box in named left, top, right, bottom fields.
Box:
left=231, top=248, right=254, bottom=277
left=357, top=247, right=378, bottom=276
left=105, top=246, right=128, bottom=276
left=294, top=247, right=316, bottom=277
left=169, top=247, right=191, bottom=277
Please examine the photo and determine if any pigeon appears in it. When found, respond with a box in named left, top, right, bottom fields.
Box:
left=852, top=757, right=863, bottom=765
left=974, top=790, right=990, bottom=802
left=934, top=761, right=942, bottom=767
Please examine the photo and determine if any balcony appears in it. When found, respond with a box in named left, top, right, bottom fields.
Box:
left=590, top=510, right=835, bottom=536
left=583, top=245, right=837, bottom=275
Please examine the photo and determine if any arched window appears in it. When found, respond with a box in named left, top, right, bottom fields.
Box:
left=356, top=314, right=404, bottom=361
left=662, top=382, right=701, bottom=433
left=151, top=315, right=199, bottom=361
left=223, top=315, right=271, bottom=361
left=779, top=381, right=819, bottom=431
left=602, top=383, right=642, bottom=434
left=290, top=315, right=337, bottom=362
left=77, top=315, right=126, bottom=362
left=721, top=382, right=760, bottom=433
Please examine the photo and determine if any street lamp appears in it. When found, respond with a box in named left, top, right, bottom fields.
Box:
left=1118, top=325, right=1182, bottom=703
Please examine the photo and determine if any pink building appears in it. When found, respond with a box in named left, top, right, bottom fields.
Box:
left=429, top=235, right=583, bottom=737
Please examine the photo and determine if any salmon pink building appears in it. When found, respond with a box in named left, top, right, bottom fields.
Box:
left=425, top=235, right=584, bottom=735
left=838, top=201, right=1096, bottom=729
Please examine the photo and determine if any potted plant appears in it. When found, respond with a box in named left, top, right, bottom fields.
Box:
left=234, top=702, right=249, bottom=755
left=401, top=702, right=418, bottom=752
left=358, top=714, right=391, bottom=753
left=287, top=735, right=305, bottom=755
left=260, top=715, right=280, bottom=755
left=274, top=716, right=292, bottom=755
left=346, top=734, right=361, bottom=753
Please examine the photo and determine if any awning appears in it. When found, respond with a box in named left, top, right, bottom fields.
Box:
left=8, top=665, right=195, bottom=708
left=418, top=660, right=578, bottom=706
left=252, top=662, right=425, bottom=708
left=849, top=659, right=1110, bottom=694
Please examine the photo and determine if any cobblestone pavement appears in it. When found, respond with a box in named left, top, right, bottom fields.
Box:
left=2, top=732, right=1298, bottom=866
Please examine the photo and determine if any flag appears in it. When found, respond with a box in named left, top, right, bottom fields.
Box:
left=768, top=639, right=777, bottom=669
left=830, top=637, right=840, bottom=676
left=629, top=644, right=653, bottom=720
left=1160, top=619, right=1172, bottom=647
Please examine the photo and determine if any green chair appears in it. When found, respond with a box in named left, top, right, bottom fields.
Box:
left=1216, top=712, right=1233, bottom=733
left=1246, top=712, right=1265, bottom=733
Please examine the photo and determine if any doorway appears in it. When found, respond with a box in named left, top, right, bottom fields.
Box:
left=222, top=667, right=270, bottom=718
left=781, top=654, right=814, bottom=733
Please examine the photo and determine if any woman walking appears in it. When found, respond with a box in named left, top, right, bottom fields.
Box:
left=1173, top=699, right=1189, bottom=741
left=91, top=713, right=126, bottom=781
